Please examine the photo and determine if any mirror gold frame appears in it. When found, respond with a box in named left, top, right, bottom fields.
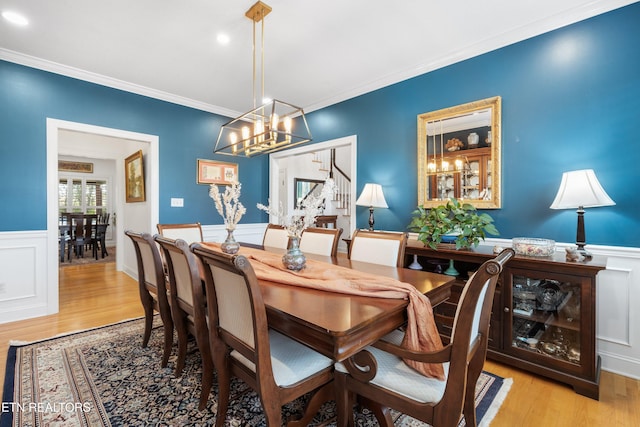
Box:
left=417, top=96, right=502, bottom=209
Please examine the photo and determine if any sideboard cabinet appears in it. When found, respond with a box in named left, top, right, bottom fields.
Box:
left=405, top=240, right=606, bottom=400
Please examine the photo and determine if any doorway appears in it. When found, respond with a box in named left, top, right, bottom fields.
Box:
left=46, top=119, right=159, bottom=306
left=268, top=135, right=357, bottom=252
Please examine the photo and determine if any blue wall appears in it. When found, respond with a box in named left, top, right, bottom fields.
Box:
left=1, top=3, right=638, bottom=247
left=0, top=62, right=269, bottom=231
left=306, top=3, right=640, bottom=247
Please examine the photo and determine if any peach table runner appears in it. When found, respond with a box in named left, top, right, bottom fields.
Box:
left=204, top=242, right=445, bottom=379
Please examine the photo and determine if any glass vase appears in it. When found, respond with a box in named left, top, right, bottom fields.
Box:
left=282, top=236, right=306, bottom=271
left=221, top=229, right=240, bottom=254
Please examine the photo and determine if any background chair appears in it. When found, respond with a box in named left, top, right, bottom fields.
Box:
left=262, top=223, right=289, bottom=249
left=124, top=230, right=173, bottom=368
left=91, top=222, right=110, bottom=259
left=348, top=229, right=407, bottom=267
left=67, top=214, right=97, bottom=260
left=300, top=227, right=343, bottom=257
left=191, top=245, right=334, bottom=427
left=58, top=223, right=71, bottom=263
left=155, top=236, right=213, bottom=411
left=335, top=248, right=515, bottom=427
left=157, top=222, right=204, bottom=243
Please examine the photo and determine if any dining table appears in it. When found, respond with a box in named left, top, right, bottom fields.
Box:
left=198, top=242, right=455, bottom=425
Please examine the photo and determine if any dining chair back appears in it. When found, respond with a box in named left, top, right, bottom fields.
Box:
left=262, top=223, right=290, bottom=249
left=349, top=229, right=408, bottom=267
left=157, top=222, right=204, bottom=243
left=335, top=248, right=515, bottom=427
left=154, top=236, right=213, bottom=410
left=91, top=223, right=109, bottom=259
left=68, top=214, right=97, bottom=259
left=300, top=227, right=343, bottom=257
left=58, top=224, right=71, bottom=263
left=191, top=244, right=334, bottom=427
left=124, top=230, right=173, bottom=368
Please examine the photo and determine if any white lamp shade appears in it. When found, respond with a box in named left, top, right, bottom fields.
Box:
left=356, top=183, right=388, bottom=208
left=550, top=169, right=615, bottom=209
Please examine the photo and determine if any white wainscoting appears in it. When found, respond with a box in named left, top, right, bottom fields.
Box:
left=1, top=228, right=639, bottom=379
left=0, top=230, right=56, bottom=324
left=485, top=238, right=640, bottom=380
left=201, top=223, right=267, bottom=246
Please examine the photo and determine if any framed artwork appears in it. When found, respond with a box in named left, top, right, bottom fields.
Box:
left=58, top=160, right=94, bottom=173
left=197, top=159, right=238, bottom=185
left=125, top=150, right=146, bottom=202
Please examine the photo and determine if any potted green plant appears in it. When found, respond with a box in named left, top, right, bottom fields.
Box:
left=408, top=198, right=499, bottom=250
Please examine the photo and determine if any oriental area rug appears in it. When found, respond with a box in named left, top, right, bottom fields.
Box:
left=1, top=317, right=511, bottom=427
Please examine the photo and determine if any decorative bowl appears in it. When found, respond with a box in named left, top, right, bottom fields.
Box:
left=512, top=238, right=555, bottom=257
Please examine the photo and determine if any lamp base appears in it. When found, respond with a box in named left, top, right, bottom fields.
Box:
left=368, top=207, right=375, bottom=231
left=576, top=246, right=593, bottom=259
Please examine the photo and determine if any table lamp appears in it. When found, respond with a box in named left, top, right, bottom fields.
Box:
left=550, top=169, right=615, bottom=258
left=356, top=183, right=388, bottom=231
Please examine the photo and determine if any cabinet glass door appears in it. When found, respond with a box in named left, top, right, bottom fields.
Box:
left=511, top=273, right=583, bottom=366
left=429, top=172, right=456, bottom=200
left=461, top=159, right=480, bottom=199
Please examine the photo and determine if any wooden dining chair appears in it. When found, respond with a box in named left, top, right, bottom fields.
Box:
left=124, top=230, right=174, bottom=368
left=348, top=229, right=408, bottom=267
left=262, top=223, right=290, bottom=249
left=191, top=244, right=334, bottom=427
left=68, top=214, right=90, bottom=259
left=157, top=222, right=204, bottom=243
left=154, top=235, right=213, bottom=411
left=300, top=227, right=343, bottom=257
left=335, top=248, right=515, bottom=427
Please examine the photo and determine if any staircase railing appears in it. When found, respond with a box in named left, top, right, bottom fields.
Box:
left=329, top=149, right=351, bottom=212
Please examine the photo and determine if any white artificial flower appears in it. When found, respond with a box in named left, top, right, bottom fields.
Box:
left=209, top=182, right=246, bottom=230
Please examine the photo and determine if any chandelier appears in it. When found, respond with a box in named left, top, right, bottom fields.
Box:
left=214, top=1, right=312, bottom=157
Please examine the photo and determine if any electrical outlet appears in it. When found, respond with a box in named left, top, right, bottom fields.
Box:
left=170, top=198, right=184, bottom=207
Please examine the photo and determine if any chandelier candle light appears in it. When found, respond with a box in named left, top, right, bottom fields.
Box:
left=214, top=1, right=312, bottom=157
left=209, top=182, right=246, bottom=254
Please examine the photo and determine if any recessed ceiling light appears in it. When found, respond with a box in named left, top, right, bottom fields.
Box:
left=2, top=11, right=29, bottom=26
left=216, top=33, right=230, bottom=45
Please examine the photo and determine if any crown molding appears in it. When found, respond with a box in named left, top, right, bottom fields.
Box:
left=1, top=0, right=634, bottom=116
left=304, top=0, right=636, bottom=113
left=0, top=48, right=240, bottom=119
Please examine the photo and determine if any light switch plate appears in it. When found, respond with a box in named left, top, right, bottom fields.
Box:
left=170, top=198, right=184, bottom=207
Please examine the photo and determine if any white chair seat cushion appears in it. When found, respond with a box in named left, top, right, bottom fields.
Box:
left=232, top=330, right=333, bottom=387
left=336, top=329, right=449, bottom=403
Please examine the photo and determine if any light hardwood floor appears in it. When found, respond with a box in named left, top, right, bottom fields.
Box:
left=1, top=262, right=638, bottom=426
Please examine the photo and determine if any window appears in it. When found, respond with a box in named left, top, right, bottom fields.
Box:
left=59, top=178, right=109, bottom=215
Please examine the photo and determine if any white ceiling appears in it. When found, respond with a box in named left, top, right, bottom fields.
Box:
left=0, top=0, right=635, bottom=118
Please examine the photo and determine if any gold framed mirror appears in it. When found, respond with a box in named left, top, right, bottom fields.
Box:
left=417, top=96, right=501, bottom=209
